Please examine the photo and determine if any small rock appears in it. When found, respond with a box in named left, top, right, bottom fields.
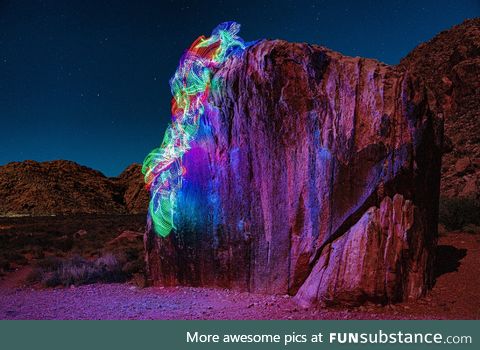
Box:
left=460, top=177, right=477, bottom=197
left=107, top=230, right=143, bottom=245
left=455, top=157, right=471, bottom=174
left=438, top=223, right=448, bottom=236
left=74, top=229, right=88, bottom=238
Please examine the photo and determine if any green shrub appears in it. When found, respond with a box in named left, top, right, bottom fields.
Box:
left=439, top=196, right=480, bottom=231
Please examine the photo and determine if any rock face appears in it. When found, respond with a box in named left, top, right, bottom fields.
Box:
left=399, top=18, right=480, bottom=198
left=145, top=39, right=443, bottom=305
left=0, top=160, right=148, bottom=216
left=113, top=164, right=149, bottom=214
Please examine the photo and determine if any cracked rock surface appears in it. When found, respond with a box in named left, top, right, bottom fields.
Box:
left=145, top=38, right=443, bottom=306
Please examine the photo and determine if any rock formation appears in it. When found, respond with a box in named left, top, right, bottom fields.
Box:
left=399, top=18, right=480, bottom=198
left=0, top=160, right=147, bottom=216
left=145, top=39, right=443, bottom=306
left=113, top=163, right=149, bottom=214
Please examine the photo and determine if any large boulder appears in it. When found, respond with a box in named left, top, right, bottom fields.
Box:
left=145, top=40, right=442, bottom=306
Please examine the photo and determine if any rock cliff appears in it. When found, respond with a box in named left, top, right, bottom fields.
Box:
left=145, top=39, right=443, bottom=305
left=113, top=163, right=149, bottom=214
left=400, top=18, right=480, bottom=198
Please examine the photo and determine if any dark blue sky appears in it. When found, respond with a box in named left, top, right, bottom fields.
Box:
left=1, top=0, right=478, bottom=176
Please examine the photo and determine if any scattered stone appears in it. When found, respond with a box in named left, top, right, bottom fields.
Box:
left=107, top=230, right=143, bottom=246
left=74, top=229, right=88, bottom=238
left=455, top=157, right=471, bottom=174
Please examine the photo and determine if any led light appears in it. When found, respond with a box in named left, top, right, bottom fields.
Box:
left=142, top=22, right=248, bottom=237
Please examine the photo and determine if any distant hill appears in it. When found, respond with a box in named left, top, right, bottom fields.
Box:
left=1, top=19, right=478, bottom=217
left=0, top=160, right=148, bottom=216
left=399, top=18, right=480, bottom=198
left=112, top=163, right=149, bottom=214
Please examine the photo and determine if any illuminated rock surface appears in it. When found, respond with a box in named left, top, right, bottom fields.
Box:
left=145, top=38, right=443, bottom=306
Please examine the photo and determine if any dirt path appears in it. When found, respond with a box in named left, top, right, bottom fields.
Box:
left=1, top=232, right=479, bottom=320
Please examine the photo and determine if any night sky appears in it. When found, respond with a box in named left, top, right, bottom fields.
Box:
left=1, top=0, right=479, bottom=176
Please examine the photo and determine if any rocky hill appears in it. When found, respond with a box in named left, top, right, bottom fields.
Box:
left=112, top=163, right=149, bottom=214
left=0, top=160, right=148, bottom=216
left=399, top=18, right=480, bottom=198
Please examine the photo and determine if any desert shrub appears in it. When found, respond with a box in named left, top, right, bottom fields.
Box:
left=0, top=258, right=10, bottom=269
left=25, top=268, right=43, bottom=284
left=94, top=253, right=125, bottom=283
left=42, top=272, right=62, bottom=287
left=132, top=273, right=147, bottom=288
left=36, top=256, right=63, bottom=271
left=463, top=224, right=480, bottom=235
left=31, top=246, right=45, bottom=259
left=439, top=196, right=480, bottom=231
left=0, top=258, right=10, bottom=273
left=123, top=247, right=140, bottom=261
left=39, top=253, right=127, bottom=287
left=54, top=235, right=74, bottom=252
left=2, top=251, right=28, bottom=266
left=122, top=259, right=144, bottom=275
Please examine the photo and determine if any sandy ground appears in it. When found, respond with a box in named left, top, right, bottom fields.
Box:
left=1, top=232, right=479, bottom=320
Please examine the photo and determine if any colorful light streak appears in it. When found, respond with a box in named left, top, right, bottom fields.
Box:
left=142, top=22, right=248, bottom=237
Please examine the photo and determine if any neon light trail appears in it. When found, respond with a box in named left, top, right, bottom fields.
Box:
left=142, top=22, right=249, bottom=237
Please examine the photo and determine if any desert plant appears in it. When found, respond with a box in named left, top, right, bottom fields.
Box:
left=25, top=268, right=43, bottom=284
left=38, top=253, right=128, bottom=287
left=36, top=256, right=63, bottom=271
left=31, top=246, right=45, bottom=259
left=94, top=253, right=125, bottom=283
left=463, top=224, right=480, bottom=235
left=438, top=196, right=480, bottom=231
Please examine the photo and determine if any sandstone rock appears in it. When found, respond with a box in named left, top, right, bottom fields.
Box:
left=295, top=195, right=423, bottom=306
left=460, top=177, right=478, bottom=198
left=0, top=160, right=125, bottom=215
left=74, top=229, right=88, bottom=238
left=108, top=230, right=143, bottom=246
left=145, top=39, right=442, bottom=305
left=400, top=18, right=480, bottom=198
left=455, top=157, right=471, bottom=174
left=438, top=223, right=447, bottom=236
left=0, top=160, right=149, bottom=216
left=113, top=164, right=149, bottom=214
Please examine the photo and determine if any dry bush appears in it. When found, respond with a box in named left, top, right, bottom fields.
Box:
left=439, top=196, right=480, bottom=231
left=29, top=254, right=129, bottom=287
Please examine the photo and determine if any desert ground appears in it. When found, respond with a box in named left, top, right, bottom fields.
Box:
left=0, top=214, right=479, bottom=320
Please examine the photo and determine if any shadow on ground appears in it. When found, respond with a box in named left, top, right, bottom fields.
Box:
left=434, top=245, right=467, bottom=279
